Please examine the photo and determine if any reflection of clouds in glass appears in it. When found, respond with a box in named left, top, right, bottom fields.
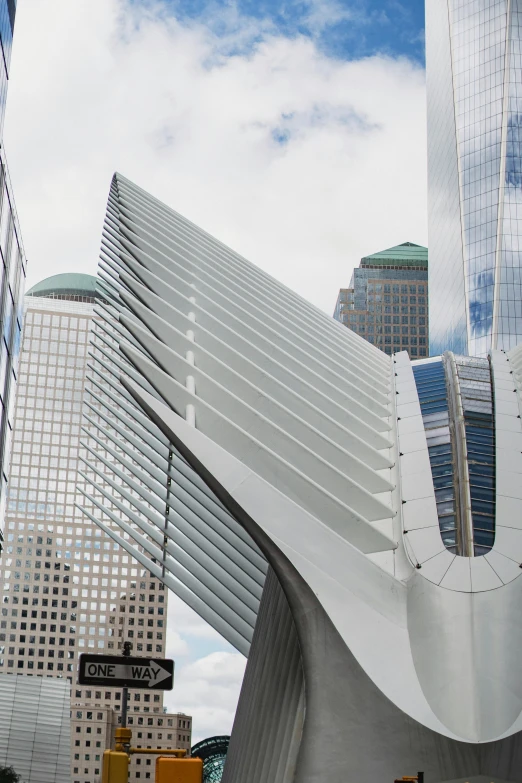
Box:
left=1, top=1, right=14, bottom=68
left=446, top=0, right=522, bottom=352
left=468, top=271, right=494, bottom=340
left=497, top=6, right=522, bottom=350
left=426, top=0, right=468, bottom=355
left=469, top=271, right=494, bottom=292
left=448, top=0, right=508, bottom=353
left=505, top=113, right=522, bottom=188
left=469, top=298, right=493, bottom=339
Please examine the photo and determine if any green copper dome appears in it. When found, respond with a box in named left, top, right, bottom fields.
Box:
left=361, top=242, right=428, bottom=267
left=26, top=273, right=99, bottom=301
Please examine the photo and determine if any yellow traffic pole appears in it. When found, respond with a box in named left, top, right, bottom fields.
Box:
left=103, top=639, right=132, bottom=782
left=114, top=727, right=132, bottom=753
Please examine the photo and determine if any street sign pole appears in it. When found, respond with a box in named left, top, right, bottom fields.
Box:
left=89, top=645, right=182, bottom=783
left=121, top=685, right=128, bottom=729
left=121, top=641, right=132, bottom=730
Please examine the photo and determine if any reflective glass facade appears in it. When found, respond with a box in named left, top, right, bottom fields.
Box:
left=334, top=243, right=429, bottom=359
left=410, top=359, right=457, bottom=549
left=0, top=0, right=26, bottom=546
left=456, top=356, right=496, bottom=553
left=0, top=0, right=14, bottom=139
left=0, top=153, right=24, bottom=539
left=412, top=353, right=496, bottom=557
left=427, top=0, right=522, bottom=357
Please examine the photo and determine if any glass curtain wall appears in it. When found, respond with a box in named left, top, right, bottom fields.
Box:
left=0, top=0, right=26, bottom=542
left=0, top=151, right=24, bottom=540
left=411, top=359, right=457, bottom=551
left=412, top=354, right=496, bottom=556
left=426, top=0, right=522, bottom=356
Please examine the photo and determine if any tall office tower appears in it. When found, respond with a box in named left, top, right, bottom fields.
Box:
left=0, top=0, right=26, bottom=541
left=427, top=0, right=522, bottom=357
left=333, top=242, right=429, bottom=359
left=0, top=274, right=191, bottom=783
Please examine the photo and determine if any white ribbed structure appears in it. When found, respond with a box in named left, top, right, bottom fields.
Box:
left=79, top=325, right=265, bottom=655
left=78, top=174, right=399, bottom=656
left=0, top=674, right=71, bottom=783
left=79, top=174, right=522, bottom=782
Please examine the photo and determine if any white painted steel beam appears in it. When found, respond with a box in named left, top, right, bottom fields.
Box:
left=76, top=504, right=252, bottom=656
left=113, top=178, right=389, bottom=374
left=80, top=172, right=398, bottom=657
left=78, top=172, right=522, bottom=760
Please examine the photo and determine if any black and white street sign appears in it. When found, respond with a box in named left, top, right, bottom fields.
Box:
left=79, top=654, right=174, bottom=690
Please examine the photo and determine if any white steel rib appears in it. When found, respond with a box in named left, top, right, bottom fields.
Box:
left=79, top=174, right=522, bottom=757
left=78, top=172, right=397, bottom=657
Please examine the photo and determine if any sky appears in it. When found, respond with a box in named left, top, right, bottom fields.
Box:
left=4, top=0, right=428, bottom=742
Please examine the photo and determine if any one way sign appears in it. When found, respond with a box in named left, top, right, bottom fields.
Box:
left=78, top=654, right=174, bottom=690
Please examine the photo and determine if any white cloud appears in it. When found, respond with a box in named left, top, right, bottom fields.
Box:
left=4, top=0, right=427, bottom=741
left=300, top=0, right=357, bottom=33
left=167, top=593, right=230, bottom=644
left=5, top=0, right=427, bottom=314
left=164, top=593, right=245, bottom=739
left=165, top=626, right=190, bottom=657
left=164, top=651, right=246, bottom=742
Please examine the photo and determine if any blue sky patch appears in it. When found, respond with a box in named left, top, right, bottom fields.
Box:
left=152, top=0, right=426, bottom=63
left=272, top=127, right=292, bottom=145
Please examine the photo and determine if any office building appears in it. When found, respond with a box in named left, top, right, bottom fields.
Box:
left=80, top=173, right=522, bottom=781
left=427, top=0, right=522, bottom=357
left=0, top=0, right=27, bottom=542
left=0, top=275, right=191, bottom=783
left=333, top=242, right=428, bottom=358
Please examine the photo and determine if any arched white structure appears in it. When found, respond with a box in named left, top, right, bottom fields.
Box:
left=79, top=174, right=522, bottom=783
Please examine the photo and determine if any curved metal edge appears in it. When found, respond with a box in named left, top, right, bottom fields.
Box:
left=122, top=377, right=522, bottom=782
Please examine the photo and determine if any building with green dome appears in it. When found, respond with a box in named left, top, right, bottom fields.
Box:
left=26, top=273, right=98, bottom=303
left=0, top=273, right=191, bottom=783
left=333, top=242, right=428, bottom=359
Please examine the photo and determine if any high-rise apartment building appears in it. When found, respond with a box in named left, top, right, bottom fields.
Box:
left=0, top=274, right=191, bottom=783
left=0, top=0, right=26, bottom=540
left=427, top=0, right=522, bottom=357
left=333, top=242, right=429, bottom=359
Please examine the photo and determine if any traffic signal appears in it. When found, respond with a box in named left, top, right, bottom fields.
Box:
left=102, top=751, right=128, bottom=783
left=156, top=756, right=203, bottom=782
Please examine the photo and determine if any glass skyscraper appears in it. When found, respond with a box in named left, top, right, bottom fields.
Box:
left=0, top=0, right=26, bottom=544
left=0, top=1, right=15, bottom=135
left=333, top=242, right=429, bottom=359
left=427, top=0, right=522, bottom=357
